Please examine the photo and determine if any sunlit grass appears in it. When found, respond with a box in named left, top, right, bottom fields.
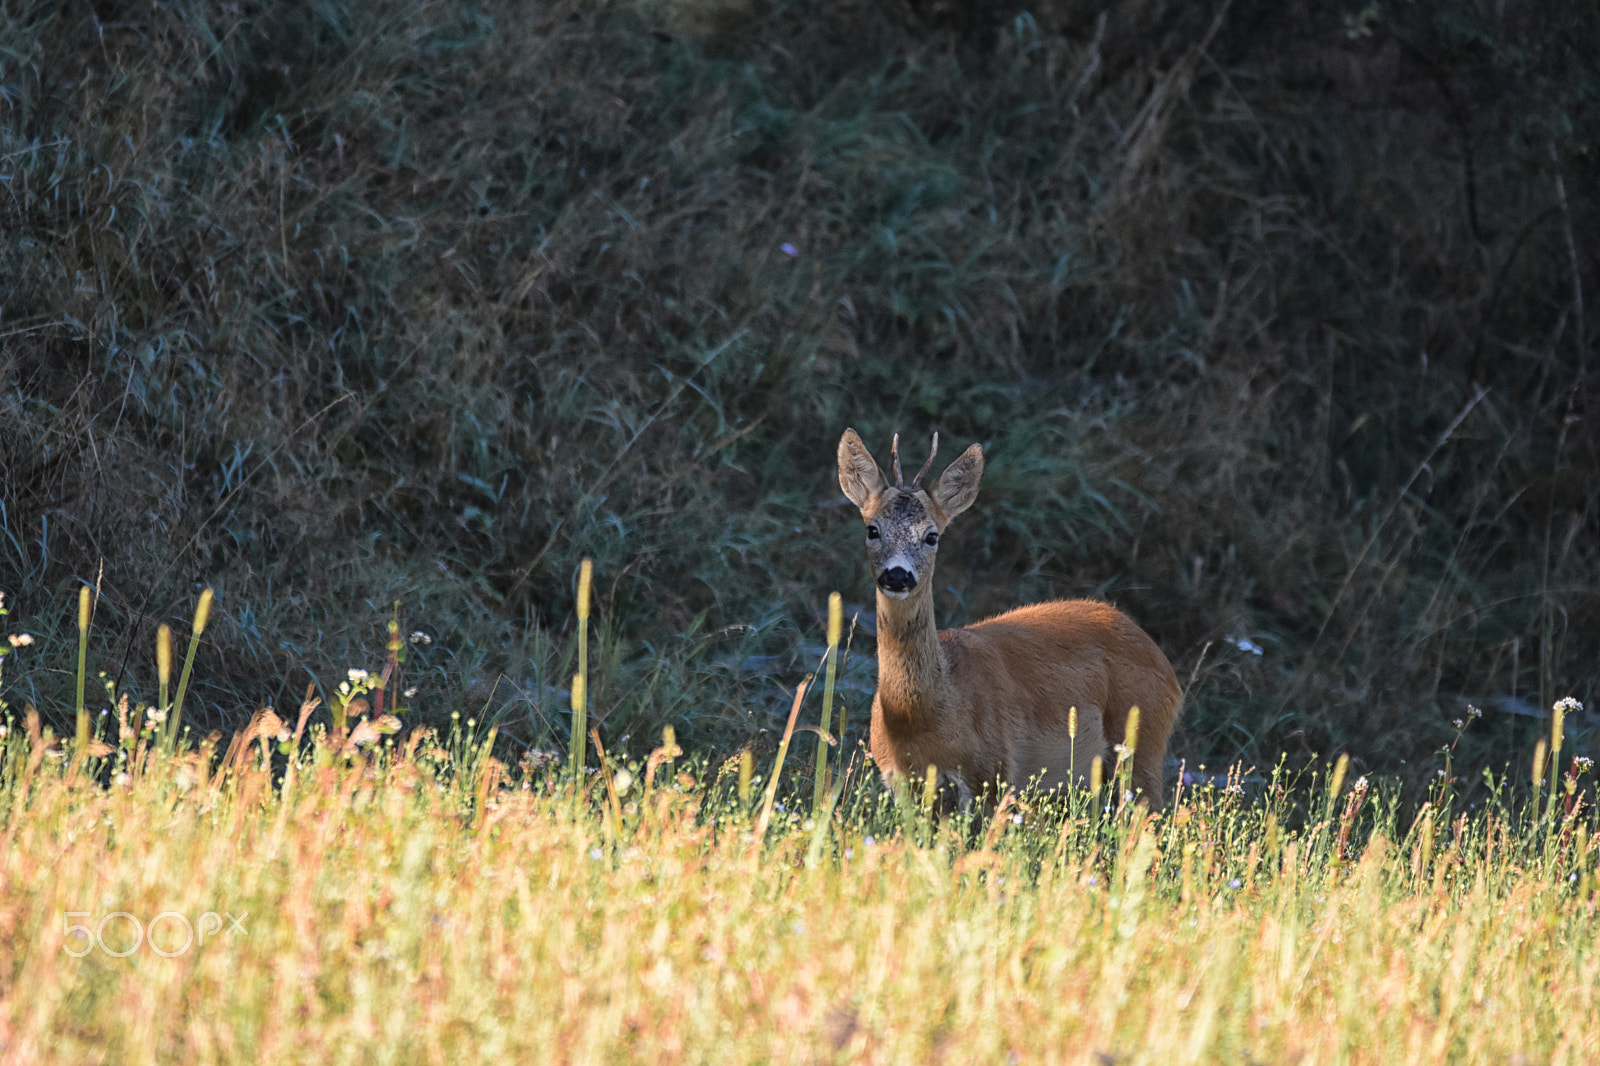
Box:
left=3, top=723, right=1596, bottom=1064
left=1, top=590, right=1596, bottom=1064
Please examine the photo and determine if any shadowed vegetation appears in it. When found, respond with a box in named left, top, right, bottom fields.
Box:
left=1, top=0, right=1596, bottom=785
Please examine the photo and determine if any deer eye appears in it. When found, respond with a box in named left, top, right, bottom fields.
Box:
left=923, top=530, right=939, bottom=547
left=866, top=524, right=880, bottom=540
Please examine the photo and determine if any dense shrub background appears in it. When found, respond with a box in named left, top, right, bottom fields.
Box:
left=2, top=0, right=1595, bottom=783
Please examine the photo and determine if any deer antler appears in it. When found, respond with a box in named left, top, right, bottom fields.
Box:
left=911, top=432, right=939, bottom=489
left=891, top=432, right=904, bottom=488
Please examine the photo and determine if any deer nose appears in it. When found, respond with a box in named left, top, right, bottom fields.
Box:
left=878, top=567, right=917, bottom=593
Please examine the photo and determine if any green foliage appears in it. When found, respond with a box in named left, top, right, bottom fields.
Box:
left=1, top=0, right=1595, bottom=780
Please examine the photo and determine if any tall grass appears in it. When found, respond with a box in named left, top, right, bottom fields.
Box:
left=1, top=683, right=1596, bottom=1063
left=1, top=576, right=1597, bottom=1061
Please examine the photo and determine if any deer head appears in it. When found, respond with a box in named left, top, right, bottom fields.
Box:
left=837, top=428, right=984, bottom=600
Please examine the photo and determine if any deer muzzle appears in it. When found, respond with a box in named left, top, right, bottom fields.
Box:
left=878, top=566, right=917, bottom=594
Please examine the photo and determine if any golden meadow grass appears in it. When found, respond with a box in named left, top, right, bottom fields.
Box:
left=2, top=586, right=1597, bottom=1064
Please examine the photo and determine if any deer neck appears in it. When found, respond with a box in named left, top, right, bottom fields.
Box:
left=873, top=584, right=946, bottom=727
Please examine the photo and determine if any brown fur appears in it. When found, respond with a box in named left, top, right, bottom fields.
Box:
left=838, top=429, right=1183, bottom=805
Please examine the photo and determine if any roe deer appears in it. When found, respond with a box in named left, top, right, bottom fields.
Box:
left=837, top=428, right=1182, bottom=806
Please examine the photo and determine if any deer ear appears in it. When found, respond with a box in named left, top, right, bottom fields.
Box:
left=837, top=428, right=886, bottom=510
left=930, top=442, right=984, bottom=521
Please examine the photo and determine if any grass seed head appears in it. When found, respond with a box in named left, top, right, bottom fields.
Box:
left=1329, top=753, right=1350, bottom=802
left=156, top=625, right=172, bottom=686
left=577, top=558, right=593, bottom=623
left=192, top=588, right=213, bottom=636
